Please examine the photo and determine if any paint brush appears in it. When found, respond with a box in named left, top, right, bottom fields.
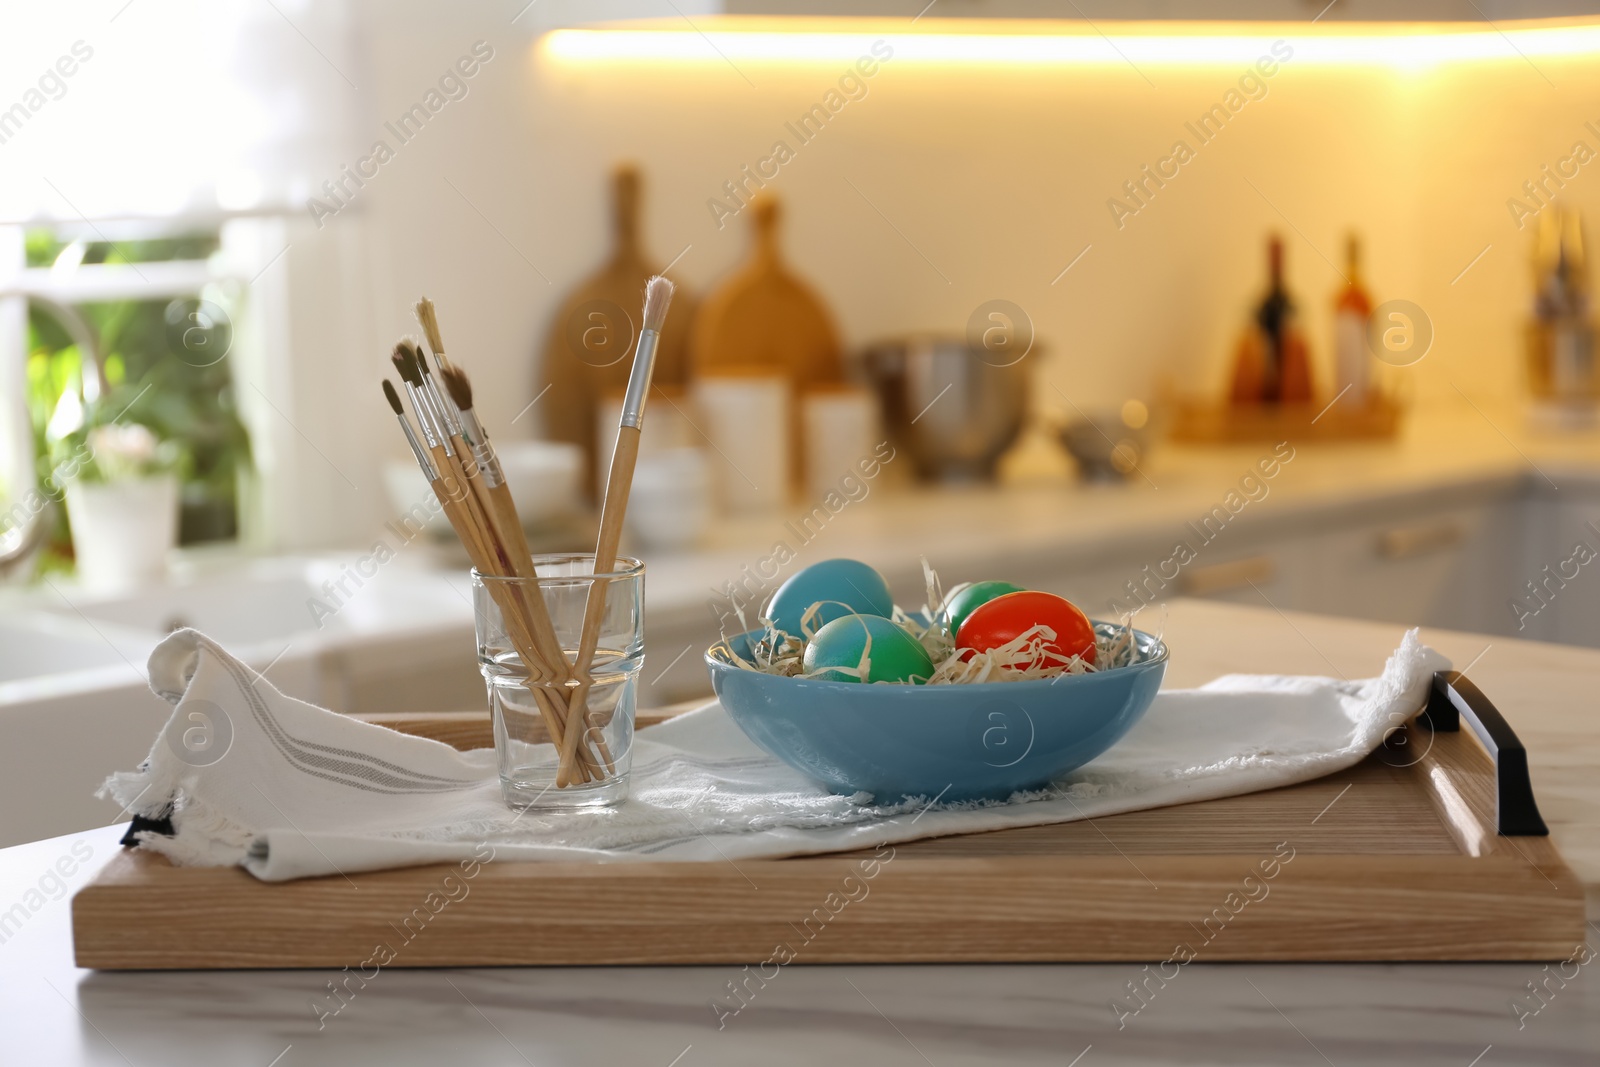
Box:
left=415, top=297, right=453, bottom=373
left=439, top=360, right=604, bottom=784
left=557, top=275, right=674, bottom=776
left=383, top=354, right=595, bottom=779
left=596, top=274, right=675, bottom=562
left=383, top=379, right=436, bottom=482
left=440, top=364, right=502, bottom=488
left=409, top=306, right=605, bottom=781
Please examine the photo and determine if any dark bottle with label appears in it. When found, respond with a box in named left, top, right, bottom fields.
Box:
left=1255, top=235, right=1295, bottom=403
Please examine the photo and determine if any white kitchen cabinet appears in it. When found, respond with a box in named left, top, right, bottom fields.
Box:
left=1055, top=538, right=1317, bottom=619
left=1301, top=498, right=1523, bottom=636
left=1131, top=480, right=1600, bottom=648
left=1542, top=489, right=1600, bottom=648
left=641, top=473, right=1600, bottom=703
left=1175, top=540, right=1317, bottom=611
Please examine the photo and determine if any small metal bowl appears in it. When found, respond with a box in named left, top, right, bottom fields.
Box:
left=1057, top=402, right=1152, bottom=483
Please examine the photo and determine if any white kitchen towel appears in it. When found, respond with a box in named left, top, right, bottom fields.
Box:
left=102, top=628, right=1449, bottom=882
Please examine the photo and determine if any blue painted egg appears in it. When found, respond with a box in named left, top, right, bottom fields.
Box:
left=765, top=558, right=894, bottom=638
left=803, top=614, right=935, bottom=684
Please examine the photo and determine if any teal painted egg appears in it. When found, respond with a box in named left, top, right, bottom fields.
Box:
left=803, top=614, right=935, bottom=684
left=938, top=580, right=1026, bottom=635
left=765, top=558, right=894, bottom=638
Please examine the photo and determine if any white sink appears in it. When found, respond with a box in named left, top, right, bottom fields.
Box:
left=49, top=572, right=327, bottom=648
left=0, top=555, right=480, bottom=847
left=0, top=614, right=135, bottom=686
left=30, top=557, right=474, bottom=648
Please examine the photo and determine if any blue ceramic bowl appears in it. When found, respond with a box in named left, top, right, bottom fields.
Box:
left=706, top=622, right=1168, bottom=802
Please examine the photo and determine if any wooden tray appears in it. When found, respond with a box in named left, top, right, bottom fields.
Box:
left=1169, top=394, right=1402, bottom=443
left=71, top=676, right=1584, bottom=968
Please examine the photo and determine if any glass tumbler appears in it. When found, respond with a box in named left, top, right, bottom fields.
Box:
left=472, top=555, right=644, bottom=811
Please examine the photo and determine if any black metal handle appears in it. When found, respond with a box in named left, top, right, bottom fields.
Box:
left=1419, top=670, right=1549, bottom=837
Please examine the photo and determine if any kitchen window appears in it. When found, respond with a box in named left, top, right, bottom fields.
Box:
left=0, top=224, right=252, bottom=572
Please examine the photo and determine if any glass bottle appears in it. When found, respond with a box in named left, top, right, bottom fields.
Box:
left=1333, top=233, right=1373, bottom=403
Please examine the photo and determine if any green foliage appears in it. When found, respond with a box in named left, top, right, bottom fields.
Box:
left=23, top=230, right=251, bottom=548
left=25, top=232, right=220, bottom=268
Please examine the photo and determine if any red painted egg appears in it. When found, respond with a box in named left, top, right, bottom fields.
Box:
left=955, top=590, right=1096, bottom=666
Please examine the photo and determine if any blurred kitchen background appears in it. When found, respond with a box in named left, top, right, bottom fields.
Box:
left=5, top=0, right=1600, bottom=842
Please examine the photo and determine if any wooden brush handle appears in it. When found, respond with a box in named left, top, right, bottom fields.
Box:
left=432, top=444, right=602, bottom=783
left=558, top=426, right=641, bottom=775
left=486, top=480, right=537, bottom=577
left=430, top=462, right=566, bottom=738
left=593, top=426, right=640, bottom=576
left=468, top=461, right=606, bottom=784
left=482, top=479, right=577, bottom=690
left=457, top=440, right=567, bottom=676
left=456, top=443, right=564, bottom=668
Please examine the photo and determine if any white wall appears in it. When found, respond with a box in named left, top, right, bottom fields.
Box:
left=184, top=1, right=1600, bottom=546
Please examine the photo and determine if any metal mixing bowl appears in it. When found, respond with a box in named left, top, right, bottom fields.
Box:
left=861, top=336, right=1029, bottom=482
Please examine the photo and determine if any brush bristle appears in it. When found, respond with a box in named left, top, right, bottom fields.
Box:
left=642, top=275, right=675, bottom=333
left=415, top=298, right=446, bottom=362
left=381, top=379, right=404, bottom=415
left=440, top=364, right=473, bottom=412
left=391, top=343, right=419, bottom=385
left=401, top=337, right=433, bottom=378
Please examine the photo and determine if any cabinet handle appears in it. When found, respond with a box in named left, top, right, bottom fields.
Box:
left=1178, top=555, right=1276, bottom=596
left=1376, top=520, right=1463, bottom=559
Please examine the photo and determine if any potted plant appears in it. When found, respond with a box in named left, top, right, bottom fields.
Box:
left=60, top=421, right=181, bottom=592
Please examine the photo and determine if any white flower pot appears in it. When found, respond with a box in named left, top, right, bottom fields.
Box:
left=66, top=476, right=179, bottom=592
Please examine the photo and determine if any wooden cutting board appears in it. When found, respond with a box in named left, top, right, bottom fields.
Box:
left=71, top=688, right=1584, bottom=968
left=540, top=164, right=697, bottom=498
left=689, top=196, right=842, bottom=386
left=689, top=195, right=843, bottom=487
left=1169, top=395, right=1403, bottom=443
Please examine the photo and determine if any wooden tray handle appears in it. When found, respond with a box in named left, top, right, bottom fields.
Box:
left=1421, top=670, right=1550, bottom=837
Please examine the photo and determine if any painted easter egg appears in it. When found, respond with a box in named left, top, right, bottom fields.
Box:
left=955, top=590, right=1096, bottom=666
left=765, top=558, right=894, bottom=638
left=803, top=614, right=935, bottom=684
left=939, top=580, right=1025, bottom=636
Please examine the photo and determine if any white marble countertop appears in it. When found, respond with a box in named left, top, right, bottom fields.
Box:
left=4, top=600, right=1597, bottom=1065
